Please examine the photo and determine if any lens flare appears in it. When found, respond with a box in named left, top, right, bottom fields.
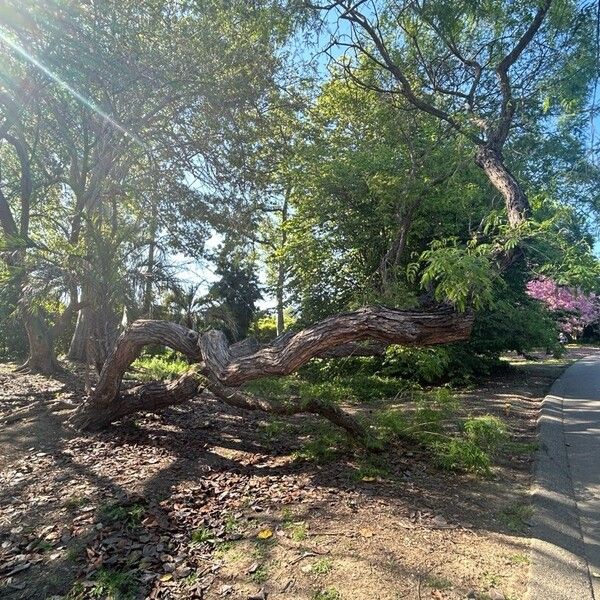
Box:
left=0, top=28, right=146, bottom=149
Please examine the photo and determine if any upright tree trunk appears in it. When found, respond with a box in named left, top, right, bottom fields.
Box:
left=275, top=269, right=285, bottom=336
left=275, top=194, right=288, bottom=336
left=18, top=313, right=60, bottom=375
left=142, top=203, right=158, bottom=316
left=474, top=146, right=531, bottom=227
left=67, top=292, right=91, bottom=362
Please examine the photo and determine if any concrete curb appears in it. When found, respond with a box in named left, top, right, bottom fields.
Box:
left=529, top=358, right=597, bottom=600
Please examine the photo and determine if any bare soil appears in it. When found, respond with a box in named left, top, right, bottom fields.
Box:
left=0, top=347, right=596, bottom=600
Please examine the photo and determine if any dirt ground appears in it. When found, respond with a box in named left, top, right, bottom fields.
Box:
left=0, top=346, right=596, bottom=600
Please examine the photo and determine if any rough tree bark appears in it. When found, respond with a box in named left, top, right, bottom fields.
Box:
left=474, top=146, right=531, bottom=227
left=17, top=314, right=61, bottom=374
left=70, top=307, right=473, bottom=437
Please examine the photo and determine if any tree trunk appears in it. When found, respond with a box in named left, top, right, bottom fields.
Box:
left=275, top=193, right=289, bottom=336
left=17, top=313, right=61, bottom=375
left=275, top=278, right=285, bottom=336
left=143, top=202, right=158, bottom=316
left=67, top=296, right=91, bottom=362
left=474, top=146, right=531, bottom=227
left=69, top=307, right=473, bottom=436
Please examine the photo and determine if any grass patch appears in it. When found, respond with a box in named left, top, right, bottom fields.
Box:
left=463, top=415, right=508, bottom=454
left=249, top=564, right=269, bottom=584
left=425, top=574, right=452, bottom=590
left=224, top=513, right=243, bottom=535
left=354, top=457, right=390, bottom=481
left=100, top=502, right=145, bottom=529
left=90, top=568, right=137, bottom=600
left=285, top=521, right=308, bottom=541
left=504, top=440, right=539, bottom=455
left=311, top=558, right=333, bottom=575
left=498, top=502, right=533, bottom=533
left=130, top=354, right=189, bottom=381
left=64, top=495, right=91, bottom=510
left=507, top=552, right=531, bottom=565
left=295, top=424, right=348, bottom=463
left=259, top=419, right=290, bottom=441
left=191, top=526, right=213, bottom=544
left=373, top=390, right=510, bottom=476
left=432, top=438, right=491, bottom=475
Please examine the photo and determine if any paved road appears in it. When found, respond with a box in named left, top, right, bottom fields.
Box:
left=530, top=355, right=600, bottom=600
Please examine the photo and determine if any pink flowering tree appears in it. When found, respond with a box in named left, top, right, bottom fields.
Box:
left=526, top=277, right=600, bottom=339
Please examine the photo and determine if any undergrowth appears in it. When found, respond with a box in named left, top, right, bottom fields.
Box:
left=130, top=352, right=189, bottom=381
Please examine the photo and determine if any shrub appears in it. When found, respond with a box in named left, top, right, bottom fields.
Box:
left=131, top=353, right=189, bottom=381
left=382, top=345, right=451, bottom=383
left=463, top=415, right=508, bottom=454
left=432, top=438, right=491, bottom=475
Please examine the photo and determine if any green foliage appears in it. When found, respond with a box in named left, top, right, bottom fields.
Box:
left=374, top=390, right=505, bottom=475
left=203, top=241, right=262, bottom=342
left=90, top=568, right=137, bottom=600
left=131, top=353, right=189, bottom=381
left=250, top=309, right=297, bottom=342
left=410, top=238, right=496, bottom=311
left=463, top=415, right=508, bottom=454
left=382, top=346, right=451, bottom=384
left=249, top=564, right=269, bottom=584
left=311, top=558, right=333, bottom=575
left=498, top=502, right=534, bottom=533
left=191, top=527, right=213, bottom=544
left=295, top=424, right=348, bottom=463
left=100, top=502, right=146, bottom=529
left=354, top=456, right=390, bottom=481
left=431, top=438, right=491, bottom=476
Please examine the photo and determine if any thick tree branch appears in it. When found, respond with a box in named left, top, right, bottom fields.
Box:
left=200, top=307, right=473, bottom=386
left=69, top=307, right=473, bottom=437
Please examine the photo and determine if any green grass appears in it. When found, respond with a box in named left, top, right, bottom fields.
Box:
left=504, top=440, right=539, bottom=455
left=244, top=372, right=406, bottom=406
left=191, top=526, right=213, bottom=544
left=425, top=575, right=452, bottom=590
left=242, top=364, right=512, bottom=477
left=463, top=415, right=508, bottom=454
left=258, top=419, right=291, bottom=441
left=311, top=558, right=333, bottom=575
left=285, top=521, right=308, bottom=541
left=130, top=354, right=189, bottom=381
left=432, top=438, right=492, bottom=475
left=507, top=552, right=531, bottom=565
left=249, top=564, right=269, bottom=584
left=354, top=456, right=390, bottom=481
left=295, top=423, right=348, bottom=463
left=498, top=502, right=534, bottom=533
left=100, top=502, right=145, bottom=529
left=90, top=568, right=137, bottom=600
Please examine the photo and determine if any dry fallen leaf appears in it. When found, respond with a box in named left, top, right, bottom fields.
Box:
left=257, top=528, right=273, bottom=540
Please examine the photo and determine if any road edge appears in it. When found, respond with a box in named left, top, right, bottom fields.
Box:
left=528, top=358, right=596, bottom=600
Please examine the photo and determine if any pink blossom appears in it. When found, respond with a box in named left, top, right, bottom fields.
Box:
left=526, top=277, right=600, bottom=338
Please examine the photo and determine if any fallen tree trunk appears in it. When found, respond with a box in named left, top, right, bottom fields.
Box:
left=69, top=306, right=472, bottom=438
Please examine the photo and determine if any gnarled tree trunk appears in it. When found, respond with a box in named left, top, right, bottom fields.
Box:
left=70, top=307, right=473, bottom=439
left=474, top=146, right=531, bottom=227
